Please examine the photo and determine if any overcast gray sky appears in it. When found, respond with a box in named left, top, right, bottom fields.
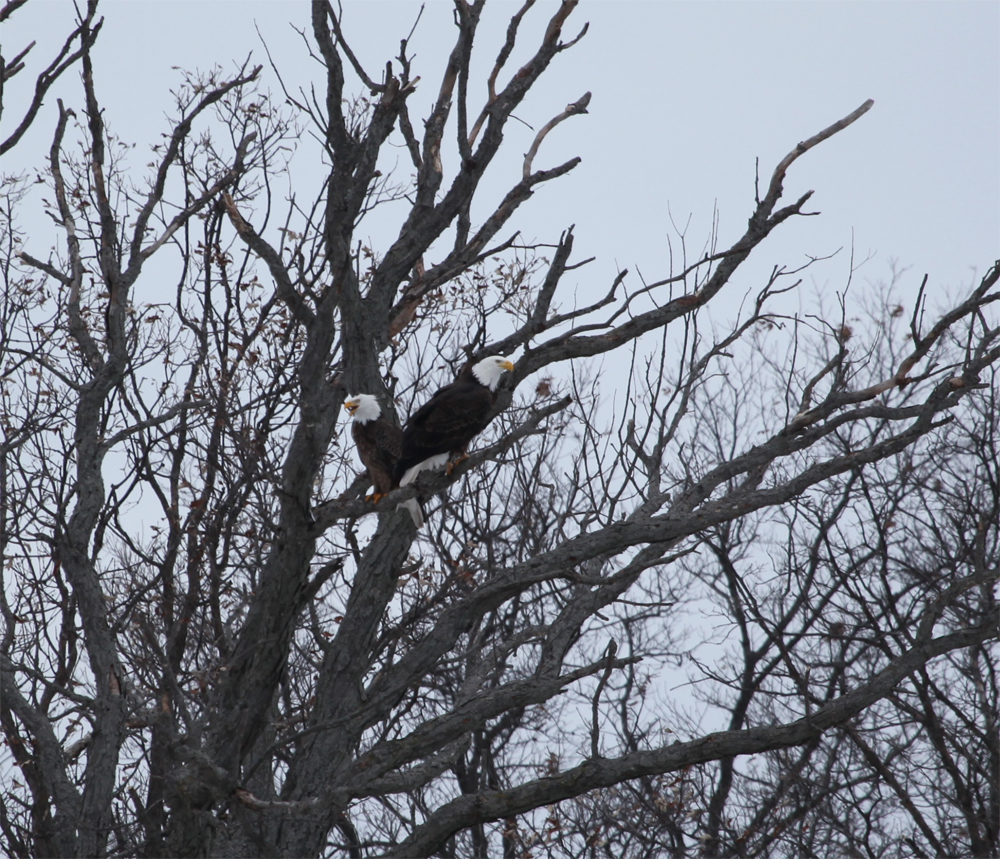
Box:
left=5, top=0, right=998, bottom=320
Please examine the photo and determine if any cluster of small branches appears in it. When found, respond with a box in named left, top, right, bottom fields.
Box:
left=1, top=2, right=997, bottom=858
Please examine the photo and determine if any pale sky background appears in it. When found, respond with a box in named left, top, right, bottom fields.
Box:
left=4, top=0, right=998, bottom=321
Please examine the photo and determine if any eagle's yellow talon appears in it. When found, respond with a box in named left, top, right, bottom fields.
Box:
left=445, top=453, right=470, bottom=476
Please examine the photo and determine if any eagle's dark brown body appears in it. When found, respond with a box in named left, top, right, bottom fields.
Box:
left=352, top=415, right=402, bottom=501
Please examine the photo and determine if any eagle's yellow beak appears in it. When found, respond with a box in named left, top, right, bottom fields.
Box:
left=501, top=359, right=515, bottom=372
left=344, top=400, right=359, bottom=415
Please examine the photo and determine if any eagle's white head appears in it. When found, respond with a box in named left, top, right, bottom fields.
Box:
left=344, top=393, right=381, bottom=424
left=471, top=355, right=515, bottom=391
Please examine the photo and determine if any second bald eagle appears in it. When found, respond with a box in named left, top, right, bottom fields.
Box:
left=344, top=393, right=423, bottom=526
left=396, top=355, right=515, bottom=488
left=343, top=393, right=400, bottom=503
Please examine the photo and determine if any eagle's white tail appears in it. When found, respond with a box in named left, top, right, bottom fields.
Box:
left=398, top=453, right=448, bottom=526
left=399, top=497, right=424, bottom=528
left=399, top=453, right=450, bottom=487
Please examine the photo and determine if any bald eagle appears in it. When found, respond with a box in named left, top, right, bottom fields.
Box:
left=344, top=394, right=422, bottom=526
left=395, top=355, right=515, bottom=489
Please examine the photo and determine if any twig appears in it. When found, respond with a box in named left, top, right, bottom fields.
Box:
left=523, top=92, right=590, bottom=179
left=590, top=639, right=617, bottom=758
left=761, top=99, right=874, bottom=211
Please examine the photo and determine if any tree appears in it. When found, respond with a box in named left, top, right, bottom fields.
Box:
left=1, top=1, right=997, bottom=857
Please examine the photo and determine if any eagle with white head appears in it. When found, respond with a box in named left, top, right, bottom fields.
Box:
left=343, top=393, right=422, bottom=526
left=395, top=355, right=515, bottom=487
